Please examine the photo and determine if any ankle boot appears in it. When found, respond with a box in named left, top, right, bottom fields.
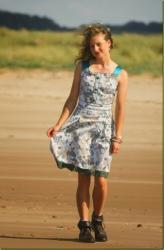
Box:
left=91, top=212, right=108, bottom=242
left=77, top=220, right=95, bottom=243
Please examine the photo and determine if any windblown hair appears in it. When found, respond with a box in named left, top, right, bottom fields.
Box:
left=75, top=23, right=113, bottom=63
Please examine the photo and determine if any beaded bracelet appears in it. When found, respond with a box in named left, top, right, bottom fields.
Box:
left=111, top=136, right=123, bottom=144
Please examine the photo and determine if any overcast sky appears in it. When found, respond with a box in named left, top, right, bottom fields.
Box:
left=0, top=0, right=162, bottom=27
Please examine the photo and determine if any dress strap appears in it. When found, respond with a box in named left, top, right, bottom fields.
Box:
left=82, top=61, right=90, bottom=71
left=112, top=65, right=123, bottom=76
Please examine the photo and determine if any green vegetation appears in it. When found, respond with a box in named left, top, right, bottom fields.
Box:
left=0, top=28, right=162, bottom=76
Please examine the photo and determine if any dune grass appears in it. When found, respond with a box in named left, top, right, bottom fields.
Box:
left=0, top=28, right=162, bottom=76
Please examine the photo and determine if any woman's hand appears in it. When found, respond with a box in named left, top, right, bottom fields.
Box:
left=47, top=125, right=61, bottom=138
left=110, top=141, right=121, bottom=154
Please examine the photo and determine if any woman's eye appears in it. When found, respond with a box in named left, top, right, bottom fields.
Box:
left=90, top=43, right=101, bottom=47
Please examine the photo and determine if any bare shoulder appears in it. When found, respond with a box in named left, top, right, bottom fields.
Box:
left=74, top=60, right=83, bottom=74
left=68, top=61, right=83, bottom=100
left=120, top=69, right=128, bottom=80
left=118, top=69, right=128, bottom=84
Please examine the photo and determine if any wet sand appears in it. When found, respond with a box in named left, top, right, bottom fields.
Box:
left=0, top=70, right=162, bottom=248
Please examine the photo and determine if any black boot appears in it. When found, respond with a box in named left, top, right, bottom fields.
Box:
left=77, top=220, right=95, bottom=243
left=91, top=212, right=108, bottom=242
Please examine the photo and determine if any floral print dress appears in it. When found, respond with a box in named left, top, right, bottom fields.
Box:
left=50, top=61, right=123, bottom=178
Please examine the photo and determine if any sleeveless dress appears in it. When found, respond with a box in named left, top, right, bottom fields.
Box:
left=50, top=61, right=123, bottom=178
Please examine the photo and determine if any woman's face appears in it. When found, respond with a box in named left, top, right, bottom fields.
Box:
left=89, top=33, right=111, bottom=59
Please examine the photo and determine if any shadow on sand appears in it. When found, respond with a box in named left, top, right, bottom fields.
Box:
left=0, top=235, right=79, bottom=242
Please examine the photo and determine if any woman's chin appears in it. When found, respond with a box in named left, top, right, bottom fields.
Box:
left=95, top=54, right=102, bottom=59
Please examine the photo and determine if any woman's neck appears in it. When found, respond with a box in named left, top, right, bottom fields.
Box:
left=92, top=55, right=112, bottom=68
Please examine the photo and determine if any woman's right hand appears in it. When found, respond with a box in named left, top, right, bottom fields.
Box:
left=47, top=125, right=61, bottom=138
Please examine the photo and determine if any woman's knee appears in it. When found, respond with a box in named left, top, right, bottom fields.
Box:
left=77, top=173, right=91, bottom=189
left=94, top=176, right=107, bottom=189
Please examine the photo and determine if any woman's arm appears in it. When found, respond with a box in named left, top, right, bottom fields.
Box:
left=47, top=62, right=81, bottom=137
left=114, top=69, right=128, bottom=138
left=55, top=62, right=82, bottom=128
left=111, top=69, right=128, bottom=153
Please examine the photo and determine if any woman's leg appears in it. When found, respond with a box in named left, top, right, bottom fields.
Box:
left=92, top=176, right=108, bottom=215
left=76, top=173, right=91, bottom=220
left=76, top=173, right=95, bottom=243
left=91, top=176, right=108, bottom=241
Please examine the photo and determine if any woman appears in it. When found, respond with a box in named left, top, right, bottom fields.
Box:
left=47, top=23, right=128, bottom=243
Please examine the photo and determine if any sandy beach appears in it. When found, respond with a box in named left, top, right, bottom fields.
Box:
left=0, top=69, right=162, bottom=248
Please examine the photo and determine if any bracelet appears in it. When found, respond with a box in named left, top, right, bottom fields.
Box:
left=112, top=135, right=122, bottom=140
left=111, top=136, right=123, bottom=144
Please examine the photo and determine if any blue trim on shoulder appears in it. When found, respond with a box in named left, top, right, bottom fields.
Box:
left=82, top=61, right=89, bottom=71
left=113, top=66, right=123, bottom=76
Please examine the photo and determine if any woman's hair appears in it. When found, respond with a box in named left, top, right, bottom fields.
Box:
left=75, top=23, right=113, bottom=63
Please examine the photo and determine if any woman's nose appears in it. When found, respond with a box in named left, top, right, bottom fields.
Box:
left=93, top=45, right=99, bottom=52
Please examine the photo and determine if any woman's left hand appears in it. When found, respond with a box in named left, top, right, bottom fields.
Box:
left=110, top=142, right=121, bottom=154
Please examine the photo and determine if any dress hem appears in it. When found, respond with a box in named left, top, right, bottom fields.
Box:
left=55, top=158, right=109, bottom=178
